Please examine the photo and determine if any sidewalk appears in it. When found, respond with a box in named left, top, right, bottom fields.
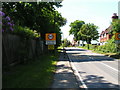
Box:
left=51, top=51, right=79, bottom=88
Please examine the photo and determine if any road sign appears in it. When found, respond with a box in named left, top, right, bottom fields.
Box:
left=48, top=45, right=54, bottom=50
left=46, top=40, right=56, bottom=45
left=45, top=33, right=56, bottom=45
left=46, top=33, right=56, bottom=41
left=115, top=40, right=120, bottom=44
left=115, top=33, right=120, bottom=40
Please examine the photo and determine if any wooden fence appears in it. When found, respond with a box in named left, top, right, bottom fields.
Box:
left=2, top=34, right=46, bottom=68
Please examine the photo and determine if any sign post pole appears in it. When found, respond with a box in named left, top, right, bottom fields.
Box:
left=115, top=33, right=120, bottom=53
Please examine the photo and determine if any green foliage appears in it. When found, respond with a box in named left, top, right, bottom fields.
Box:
left=95, top=19, right=119, bottom=53
left=81, top=36, right=117, bottom=53
left=112, top=20, right=120, bottom=33
left=82, top=37, right=117, bottom=53
left=83, top=44, right=98, bottom=50
left=13, top=25, right=40, bottom=39
left=69, top=20, right=85, bottom=41
left=2, top=2, right=67, bottom=46
left=3, top=54, right=58, bottom=88
left=79, top=17, right=119, bottom=53
left=62, top=39, right=71, bottom=47
left=79, top=23, right=99, bottom=44
left=97, top=37, right=117, bottom=53
left=69, top=20, right=99, bottom=44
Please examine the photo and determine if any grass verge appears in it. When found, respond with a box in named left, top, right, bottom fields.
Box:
left=57, top=46, right=64, bottom=52
left=78, top=46, right=120, bottom=59
left=3, top=54, right=58, bottom=88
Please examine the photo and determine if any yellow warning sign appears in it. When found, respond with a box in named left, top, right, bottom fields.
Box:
left=48, top=45, right=54, bottom=50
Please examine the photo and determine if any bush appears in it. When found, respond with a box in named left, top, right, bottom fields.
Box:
left=13, top=25, right=40, bottom=39
left=82, top=37, right=117, bottom=53
left=62, top=39, right=71, bottom=47
left=96, top=36, right=117, bottom=53
left=84, top=44, right=98, bottom=50
left=0, top=11, right=14, bottom=33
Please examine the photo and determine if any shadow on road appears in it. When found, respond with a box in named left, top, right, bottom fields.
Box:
left=80, top=74, right=119, bottom=89
left=65, top=49, right=87, bottom=51
left=66, top=48, right=116, bottom=62
left=63, top=48, right=119, bottom=89
left=69, top=54, right=115, bottom=62
left=58, top=52, right=70, bottom=61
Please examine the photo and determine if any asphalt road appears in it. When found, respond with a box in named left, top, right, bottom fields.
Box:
left=65, top=47, right=120, bottom=89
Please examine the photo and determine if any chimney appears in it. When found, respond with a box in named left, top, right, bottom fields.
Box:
left=112, top=13, right=118, bottom=22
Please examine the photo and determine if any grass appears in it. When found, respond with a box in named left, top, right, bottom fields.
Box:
left=57, top=46, right=63, bottom=49
left=78, top=46, right=120, bottom=59
left=57, top=46, right=64, bottom=52
left=3, top=54, right=58, bottom=88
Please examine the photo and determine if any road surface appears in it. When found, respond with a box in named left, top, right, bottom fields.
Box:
left=65, top=47, right=119, bottom=89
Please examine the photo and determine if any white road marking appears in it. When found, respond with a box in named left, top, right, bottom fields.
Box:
left=67, top=54, right=88, bottom=89
left=66, top=47, right=119, bottom=89
left=100, top=62, right=119, bottom=72
left=89, top=56, right=119, bottom=72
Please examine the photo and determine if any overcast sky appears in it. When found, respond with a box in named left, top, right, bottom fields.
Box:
left=56, top=0, right=119, bottom=43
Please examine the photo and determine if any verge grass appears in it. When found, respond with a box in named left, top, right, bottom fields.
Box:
left=78, top=46, right=120, bottom=59
left=3, top=54, right=58, bottom=88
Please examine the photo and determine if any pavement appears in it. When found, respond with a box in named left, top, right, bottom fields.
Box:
left=51, top=50, right=79, bottom=88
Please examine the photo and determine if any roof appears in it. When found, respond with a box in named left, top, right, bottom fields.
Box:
left=100, top=25, right=112, bottom=36
left=100, top=13, right=118, bottom=37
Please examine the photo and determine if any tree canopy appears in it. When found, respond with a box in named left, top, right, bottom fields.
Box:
left=2, top=2, right=67, bottom=46
left=69, top=20, right=99, bottom=44
left=78, top=23, right=99, bottom=44
left=112, top=19, right=120, bottom=33
left=69, top=20, right=85, bottom=41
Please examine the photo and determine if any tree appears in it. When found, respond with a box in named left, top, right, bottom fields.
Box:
left=111, top=19, right=120, bottom=54
left=2, top=2, right=67, bottom=46
left=62, top=38, right=70, bottom=47
left=69, top=20, right=85, bottom=41
left=78, top=23, right=99, bottom=44
left=112, top=19, right=120, bottom=33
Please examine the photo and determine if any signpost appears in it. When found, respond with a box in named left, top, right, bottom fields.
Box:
left=115, top=33, right=120, bottom=53
left=45, top=33, right=56, bottom=50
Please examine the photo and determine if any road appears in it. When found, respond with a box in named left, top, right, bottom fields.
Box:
left=65, top=47, right=119, bottom=89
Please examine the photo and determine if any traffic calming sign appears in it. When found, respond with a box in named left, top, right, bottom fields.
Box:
left=115, top=33, right=120, bottom=40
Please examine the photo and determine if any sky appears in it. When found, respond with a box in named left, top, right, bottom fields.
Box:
left=56, top=0, right=119, bottom=43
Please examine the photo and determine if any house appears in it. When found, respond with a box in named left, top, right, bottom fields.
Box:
left=100, top=13, right=118, bottom=45
left=100, top=25, right=113, bottom=45
left=71, top=40, right=78, bottom=46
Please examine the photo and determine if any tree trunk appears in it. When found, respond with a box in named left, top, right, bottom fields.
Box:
left=86, top=39, right=91, bottom=50
left=82, top=40, right=84, bottom=46
left=87, top=38, right=91, bottom=44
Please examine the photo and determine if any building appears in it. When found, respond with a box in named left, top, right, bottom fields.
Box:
left=100, top=13, right=118, bottom=45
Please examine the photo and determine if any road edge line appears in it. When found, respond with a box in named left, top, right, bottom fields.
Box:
left=66, top=52, right=88, bottom=89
